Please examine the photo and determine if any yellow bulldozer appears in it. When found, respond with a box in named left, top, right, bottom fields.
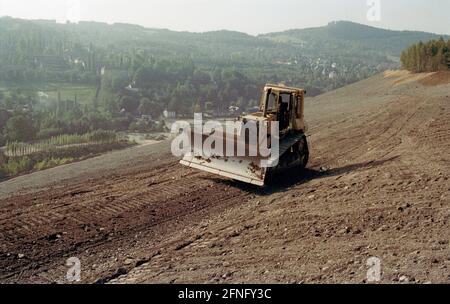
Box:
left=180, top=84, right=309, bottom=186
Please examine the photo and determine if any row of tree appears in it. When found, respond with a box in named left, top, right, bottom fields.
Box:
left=401, top=38, right=450, bottom=72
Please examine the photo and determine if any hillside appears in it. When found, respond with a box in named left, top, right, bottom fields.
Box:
left=1, top=17, right=448, bottom=97
left=262, top=21, right=449, bottom=58
left=1, top=70, right=449, bottom=283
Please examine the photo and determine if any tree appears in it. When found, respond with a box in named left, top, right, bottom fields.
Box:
left=110, top=72, right=130, bottom=91
left=119, top=96, right=139, bottom=114
left=138, top=98, right=163, bottom=117
left=401, top=39, right=450, bottom=73
left=0, top=109, right=11, bottom=131
left=0, top=133, right=6, bottom=147
left=4, top=114, right=36, bottom=142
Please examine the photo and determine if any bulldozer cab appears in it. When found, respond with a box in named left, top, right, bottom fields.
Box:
left=253, top=84, right=306, bottom=134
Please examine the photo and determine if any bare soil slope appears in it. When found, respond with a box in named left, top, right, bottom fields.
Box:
left=0, top=71, right=449, bottom=283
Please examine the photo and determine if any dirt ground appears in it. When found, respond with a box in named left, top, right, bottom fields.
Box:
left=0, top=70, right=449, bottom=284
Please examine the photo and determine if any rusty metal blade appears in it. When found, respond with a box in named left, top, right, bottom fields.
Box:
left=180, top=153, right=266, bottom=186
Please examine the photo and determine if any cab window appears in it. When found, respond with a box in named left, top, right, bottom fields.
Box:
left=266, top=92, right=277, bottom=113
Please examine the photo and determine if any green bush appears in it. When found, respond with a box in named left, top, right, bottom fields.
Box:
left=33, top=159, right=48, bottom=171
left=129, top=120, right=154, bottom=133
left=2, top=157, right=33, bottom=176
left=33, top=157, right=74, bottom=171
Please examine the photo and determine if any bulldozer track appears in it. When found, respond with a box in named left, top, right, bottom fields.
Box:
left=0, top=158, right=255, bottom=281
left=1, top=176, right=208, bottom=238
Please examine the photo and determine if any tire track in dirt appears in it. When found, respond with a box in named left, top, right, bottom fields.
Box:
left=0, top=156, right=256, bottom=281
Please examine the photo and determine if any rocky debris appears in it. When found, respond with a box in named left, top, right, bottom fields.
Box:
left=222, top=272, right=233, bottom=279
left=45, top=233, right=62, bottom=242
left=338, top=227, right=352, bottom=235
left=397, top=203, right=412, bottom=212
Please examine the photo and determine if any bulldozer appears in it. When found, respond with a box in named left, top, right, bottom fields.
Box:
left=179, top=84, right=309, bottom=186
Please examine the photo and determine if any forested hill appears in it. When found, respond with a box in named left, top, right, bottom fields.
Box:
left=1, top=17, right=448, bottom=147
left=1, top=18, right=448, bottom=176
left=1, top=18, right=447, bottom=91
left=262, top=21, right=449, bottom=57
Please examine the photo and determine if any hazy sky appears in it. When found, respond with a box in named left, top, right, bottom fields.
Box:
left=0, top=0, right=449, bottom=35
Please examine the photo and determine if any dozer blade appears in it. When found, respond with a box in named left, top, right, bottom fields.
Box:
left=180, top=154, right=267, bottom=186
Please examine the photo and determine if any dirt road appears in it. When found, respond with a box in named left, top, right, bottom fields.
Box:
left=0, top=71, right=449, bottom=283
